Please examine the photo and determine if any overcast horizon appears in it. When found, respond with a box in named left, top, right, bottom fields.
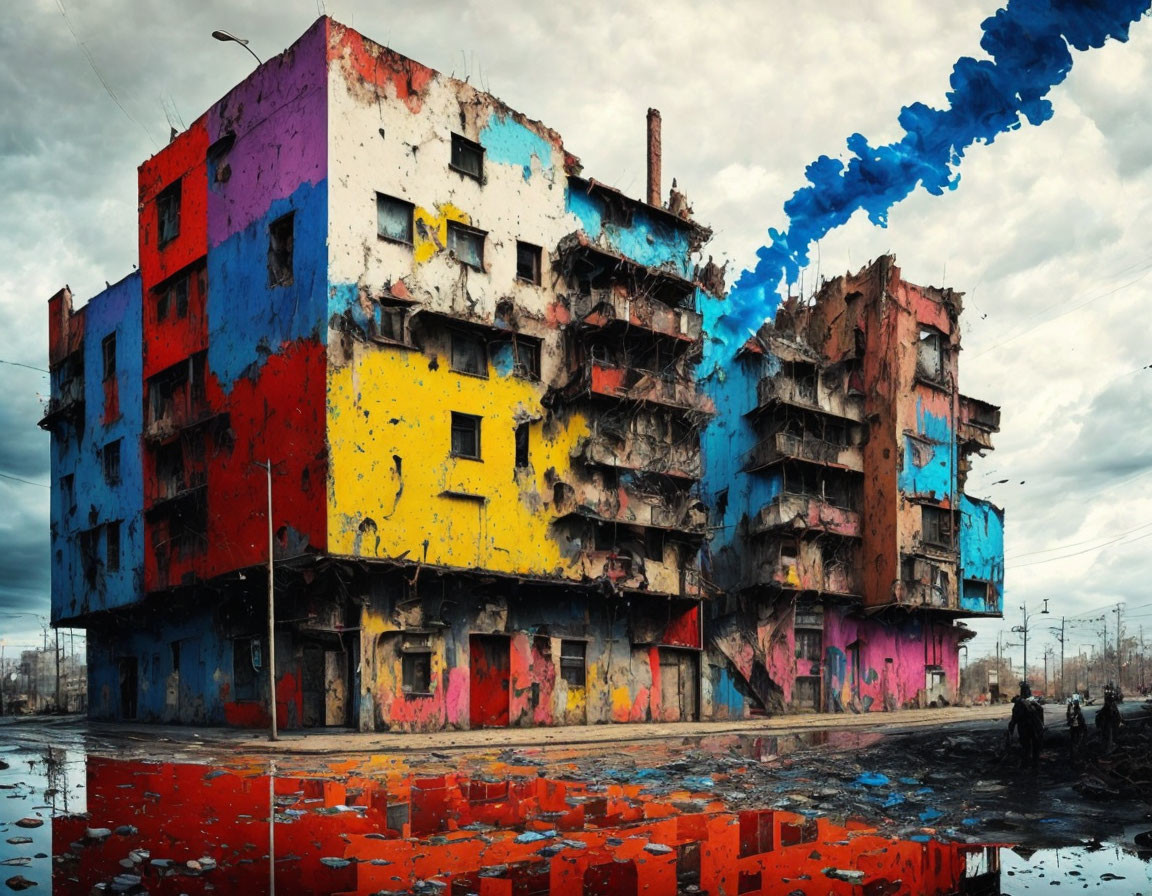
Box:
left=3, top=1, right=1151, bottom=685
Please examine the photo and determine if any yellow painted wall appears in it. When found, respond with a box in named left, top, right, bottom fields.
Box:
left=327, top=337, right=590, bottom=575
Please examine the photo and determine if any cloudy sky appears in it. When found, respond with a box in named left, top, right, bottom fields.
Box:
left=3, top=1, right=1150, bottom=680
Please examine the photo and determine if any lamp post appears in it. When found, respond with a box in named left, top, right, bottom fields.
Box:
left=254, top=459, right=277, bottom=742
left=211, top=30, right=263, bottom=65
left=1011, top=600, right=1049, bottom=692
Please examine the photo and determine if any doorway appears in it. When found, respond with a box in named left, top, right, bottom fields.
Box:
left=658, top=648, right=699, bottom=722
left=302, top=643, right=349, bottom=728
left=470, top=634, right=511, bottom=728
left=118, top=657, right=137, bottom=720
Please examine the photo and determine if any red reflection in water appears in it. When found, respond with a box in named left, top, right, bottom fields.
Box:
left=53, top=757, right=1003, bottom=895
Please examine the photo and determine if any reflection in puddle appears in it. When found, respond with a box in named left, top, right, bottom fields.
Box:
left=49, top=755, right=1010, bottom=895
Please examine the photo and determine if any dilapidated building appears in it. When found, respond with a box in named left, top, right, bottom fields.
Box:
left=700, top=256, right=1003, bottom=715
left=44, top=17, right=716, bottom=731
left=43, top=20, right=1003, bottom=732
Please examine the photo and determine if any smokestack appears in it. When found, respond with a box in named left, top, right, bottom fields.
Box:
left=646, top=108, right=662, bottom=207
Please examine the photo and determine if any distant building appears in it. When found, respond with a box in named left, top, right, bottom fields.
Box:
left=701, top=257, right=1003, bottom=714
left=42, top=20, right=1002, bottom=731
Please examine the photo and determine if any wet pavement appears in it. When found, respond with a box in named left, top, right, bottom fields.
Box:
left=2, top=706, right=1151, bottom=894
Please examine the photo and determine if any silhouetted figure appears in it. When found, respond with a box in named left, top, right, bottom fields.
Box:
left=1096, top=690, right=1122, bottom=754
left=1008, top=695, right=1045, bottom=768
left=1066, top=696, right=1086, bottom=762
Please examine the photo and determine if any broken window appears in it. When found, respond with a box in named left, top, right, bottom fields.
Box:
left=917, top=327, right=945, bottom=382
left=779, top=537, right=798, bottom=567
left=233, top=637, right=259, bottom=701
left=794, top=629, right=822, bottom=663
left=921, top=505, right=953, bottom=548
left=516, top=241, right=542, bottom=284
left=376, top=305, right=408, bottom=343
left=79, top=528, right=100, bottom=584
left=101, top=334, right=116, bottom=381
left=103, top=439, right=121, bottom=485
left=268, top=212, right=294, bottom=287
left=447, top=221, right=485, bottom=270
left=401, top=633, right=433, bottom=695
left=450, top=412, right=481, bottom=460
left=156, top=274, right=189, bottom=323
left=645, top=528, right=665, bottom=562
left=451, top=331, right=487, bottom=377
left=514, top=422, right=530, bottom=469
left=560, top=640, right=586, bottom=687
left=156, top=180, right=181, bottom=246
left=156, top=442, right=185, bottom=498
left=930, top=566, right=949, bottom=606
left=449, top=133, right=484, bottom=180
left=105, top=520, right=120, bottom=573
left=376, top=193, right=414, bottom=244
left=511, top=335, right=541, bottom=379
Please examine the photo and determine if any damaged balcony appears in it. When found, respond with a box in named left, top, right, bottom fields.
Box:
left=580, top=360, right=715, bottom=415
left=553, top=481, right=708, bottom=536
left=898, top=556, right=957, bottom=610
left=748, top=493, right=862, bottom=538
left=958, top=394, right=1001, bottom=452
left=144, top=353, right=218, bottom=444
left=756, top=537, right=861, bottom=598
left=572, top=287, right=702, bottom=344
left=38, top=376, right=85, bottom=431
left=742, top=432, right=863, bottom=474
left=751, top=375, right=862, bottom=423
left=573, top=428, right=702, bottom=481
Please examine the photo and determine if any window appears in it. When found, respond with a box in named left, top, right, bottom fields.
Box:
left=447, top=221, right=485, bottom=270
left=268, top=213, right=294, bottom=286
left=560, top=640, right=586, bottom=687
left=515, top=422, right=530, bottom=469
left=644, top=529, right=665, bottom=562
left=377, top=306, right=408, bottom=343
left=451, top=412, right=481, bottom=459
left=103, top=439, right=121, bottom=485
left=156, top=275, right=189, bottom=322
left=516, top=241, right=541, bottom=284
left=917, top=328, right=945, bottom=382
left=451, top=331, right=487, bottom=377
left=60, top=474, right=74, bottom=512
left=105, top=521, right=120, bottom=573
left=794, top=629, right=822, bottom=662
left=921, top=505, right=953, bottom=548
left=79, top=529, right=100, bottom=584
left=930, top=566, right=949, bottom=606
left=377, top=193, right=414, bottom=244
left=511, top=336, right=541, bottom=380
left=157, top=180, right=181, bottom=246
left=450, top=133, right=484, bottom=180
left=233, top=637, right=259, bottom=701
left=102, top=334, right=116, bottom=381
left=401, top=633, right=433, bottom=695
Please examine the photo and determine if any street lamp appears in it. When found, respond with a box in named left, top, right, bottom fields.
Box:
left=211, top=30, right=263, bottom=65
left=1011, top=601, right=1049, bottom=693
left=254, top=459, right=277, bottom=742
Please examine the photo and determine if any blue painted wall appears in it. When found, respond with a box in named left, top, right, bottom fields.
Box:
left=898, top=397, right=955, bottom=500
left=207, top=179, right=330, bottom=390
left=51, top=272, right=144, bottom=623
left=959, top=494, right=1005, bottom=614
left=479, top=113, right=556, bottom=183
left=565, top=186, right=693, bottom=277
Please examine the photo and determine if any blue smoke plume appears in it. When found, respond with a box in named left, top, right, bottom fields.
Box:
left=723, top=0, right=1150, bottom=339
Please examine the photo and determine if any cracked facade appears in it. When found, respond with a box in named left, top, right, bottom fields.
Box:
left=42, top=18, right=1003, bottom=731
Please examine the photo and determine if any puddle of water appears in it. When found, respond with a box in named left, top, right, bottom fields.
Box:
left=999, top=843, right=1152, bottom=892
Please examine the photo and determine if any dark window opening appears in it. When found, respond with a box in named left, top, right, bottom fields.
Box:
left=515, top=422, right=530, bottom=469
left=156, top=274, right=189, bottom=323
left=79, top=528, right=100, bottom=584
left=60, top=474, right=74, bottom=512
left=451, top=331, right=487, bottom=377
left=156, top=441, right=185, bottom=498
left=157, top=180, right=181, bottom=246
left=105, top=520, right=120, bottom=573
left=516, top=241, right=542, bottom=284
left=450, top=133, right=484, bottom=180
left=451, top=412, right=481, bottom=460
left=511, top=335, right=541, bottom=379
left=268, top=212, right=294, bottom=287
left=715, top=488, right=729, bottom=518
left=233, top=637, right=259, bottom=701
left=377, top=306, right=408, bottom=343
left=645, top=528, right=665, bottom=562
left=560, top=640, right=586, bottom=687
left=602, top=196, right=634, bottom=228
left=101, top=334, right=116, bottom=381
left=921, top=505, right=954, bottom=548
left=447, top=221, right=485, bottom=270
left=402, top=633, right=433, bottom=695
left=377, top=193, right=414, bottom=244
left=794, top=628, right=822, bottom=663
left=103, top=439, right=121, bottom=485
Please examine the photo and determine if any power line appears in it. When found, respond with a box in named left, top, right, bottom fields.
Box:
left=0, top=472, right=50, bottom=489
left=1006, top=520, right=1152, bottom=561
left=0, top=359, right=48, bottom=374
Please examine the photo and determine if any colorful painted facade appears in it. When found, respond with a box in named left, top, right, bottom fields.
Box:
left=700, top=257, right=1003, bottom=715
left=43, top=20, right=1002, bottom=731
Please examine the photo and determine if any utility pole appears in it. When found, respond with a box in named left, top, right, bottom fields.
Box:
left=256, top=459, right=278, bottom=742
left=54, top=628, right=61, bottom=712
left=1114, top=603, right=1123, bottom=691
